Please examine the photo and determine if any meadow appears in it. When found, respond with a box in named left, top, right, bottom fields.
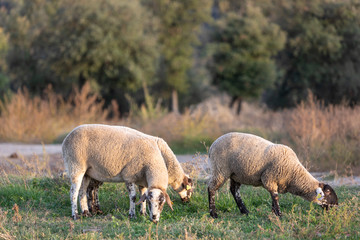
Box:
left=0, top=175, right=359, bottom=239
left=0, top=86, right=360, bottom=239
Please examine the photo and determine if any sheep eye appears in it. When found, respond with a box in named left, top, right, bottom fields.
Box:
left=158, top=193, right=164, bottom=203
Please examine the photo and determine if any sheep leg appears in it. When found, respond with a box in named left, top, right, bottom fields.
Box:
left=78, top=175, right=92, bottom=217
left=230, top=179, right=249, bottom=215
left=87, top=178, right=103, bottom=215
left=208, top=175, right=227, bottom=218
left=126, top=182, right=137, bottom=219
left=138, top=185, right=147, bottom=216
left=270, top=192, right=282, bottom=217
left=70, top=173, right=85, bottom=220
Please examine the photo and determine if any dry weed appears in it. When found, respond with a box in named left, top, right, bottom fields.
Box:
left=0, top=82, right=110, bottom=143
left=0, top=208, right=15, bottom=240
left=11, top=204, right=21, bottom=223
left=285, top=93, right=360, bottom=172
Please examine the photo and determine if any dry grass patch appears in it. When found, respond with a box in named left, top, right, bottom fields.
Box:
left=0, top=83, right=110, bottom=143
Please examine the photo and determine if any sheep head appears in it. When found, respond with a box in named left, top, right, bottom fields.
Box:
left=316, top=183, right=338, bottom=210
left=177, top=175, right=193, bottom=202
left=137, top=188, right=173, bottom=223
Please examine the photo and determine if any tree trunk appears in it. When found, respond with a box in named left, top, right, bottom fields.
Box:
left=172, top=89, right=179, bottom=114
left=229, top=96, right=242, bottom=115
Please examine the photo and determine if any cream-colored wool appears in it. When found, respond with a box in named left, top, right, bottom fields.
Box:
left=208, top=132, right=320, bottom=202
left=155, top=137, right=190, bottom=191
left=62, top=124, right=175, bottom=221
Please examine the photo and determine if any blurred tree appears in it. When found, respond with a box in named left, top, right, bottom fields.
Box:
left=144, top=0, right=212, bottom=113
left=263, top=0, right=360, bottom=108
left=0, top=27, right=10, bottom=100
left=208, top=3, right=285, bottom=114
left=37, top=0, right=159, bottom=104
left=1, top=0, right=159, bottom=113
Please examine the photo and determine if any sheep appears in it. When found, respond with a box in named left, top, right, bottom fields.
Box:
left=85, top=132, right=194, bottom=216
left=207, top=132, right=338, bottom=218
left=62, top=124, right=178, bottom=223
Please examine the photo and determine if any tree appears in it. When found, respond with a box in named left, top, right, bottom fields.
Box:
left=208, top=4, right=285, bottom=114
left=263, top=0, right=360, bottom=108
left=1, top=0, right=159, bottom=112
left=144, top=0, right=212, bottom=113
left=0, top=27, right=9, bottom=100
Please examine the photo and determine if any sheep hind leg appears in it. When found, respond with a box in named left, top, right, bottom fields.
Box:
left=79, top=175, right=92, bottom=217
left=208, top=175, right=227, bottom=218
left=126, top=182, right=137, bottom=219
left=138, top=185, right=147, bottom=216
left=70, top=173, right=85, bottom=220
left=230, top=179, right=249, bottom=215
left=87, top=179, right=103, bottom=215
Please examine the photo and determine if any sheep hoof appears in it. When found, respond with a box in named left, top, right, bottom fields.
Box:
left=140, top=211, right=147, bottom=216
left=240, top=209, right=249, bottom=215
left=72, top=213, right=79, bottom=220
left=210, top=212, right=218, bottom=219
left=82, top=210, right=92, bottom=217
left=272, top=209, right=282, bottom=217
left=95, top=209, right=103, bottom=215
left=129, top=213, right=137, bottom=219
left=90, top=208, right=103, bottom=215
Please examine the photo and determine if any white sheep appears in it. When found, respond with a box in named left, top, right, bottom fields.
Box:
left=85, top=133, right=193, bottom=216
left=62, top=124, right=178, bottom=223
left=208, top=132, right=338, bottom=218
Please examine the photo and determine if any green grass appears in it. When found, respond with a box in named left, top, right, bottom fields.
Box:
left=170, top=137, right=213, bottom=154
left=0, top=176, right=359, bottom=239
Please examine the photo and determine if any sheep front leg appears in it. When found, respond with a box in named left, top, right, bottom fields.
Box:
left=126, top=182, right=137, bottom=219
left=138, top=185, right=147, bottom=216
left=230, top=179, right=249, bottom=215
left=270, top=191, right=282, bottom=217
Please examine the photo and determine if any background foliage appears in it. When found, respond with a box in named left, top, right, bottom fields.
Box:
left=0, top=0, right=359, bottom=112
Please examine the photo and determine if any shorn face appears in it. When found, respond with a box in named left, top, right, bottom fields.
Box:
left=147, top=189, right=166, bottom=223
left=137, top=188, right=173, bottom=223
left=177, top=176, right=193, bottom=202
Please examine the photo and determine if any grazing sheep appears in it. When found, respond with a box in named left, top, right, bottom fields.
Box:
left=62, top=124, right=175, bottom=223
left=208, top=132, right=338, bottom=218
left=86, top=136, right=194, bottom=216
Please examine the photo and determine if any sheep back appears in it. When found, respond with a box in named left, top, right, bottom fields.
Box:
left=62, top=124, right=168, bottom=188
left=209, top=132, right=316, bottom=193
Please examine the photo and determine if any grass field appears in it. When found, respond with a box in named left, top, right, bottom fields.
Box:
left=0, top=176, right=359, bottom=239
left=0, top=88, right=359, bottom=239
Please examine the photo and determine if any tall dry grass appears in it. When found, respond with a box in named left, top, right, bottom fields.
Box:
left=0, top=83, right=110, bottom=143
left=0, top=87, right=359, bottom=174
left=284, top=93, right=360, bottom=173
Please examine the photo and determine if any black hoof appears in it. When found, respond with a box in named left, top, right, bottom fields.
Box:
left=210, top=211, right=218, bottom=218
left=82, top=210, right=92, bottom=217
left=240, top=209, right=249, bottom=215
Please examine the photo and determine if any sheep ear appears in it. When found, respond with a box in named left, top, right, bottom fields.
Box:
left=164, top=192, right=173, bottom=211
left=136, top=193, right=147, bottom=205
left=183, top=176, right=193, bottom=190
